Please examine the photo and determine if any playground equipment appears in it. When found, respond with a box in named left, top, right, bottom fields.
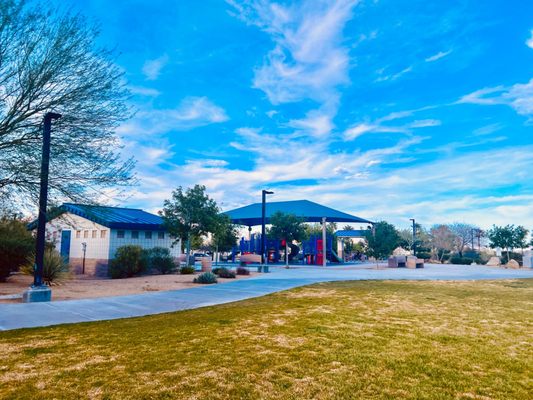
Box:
left=232, top=233, right=342, bottom=266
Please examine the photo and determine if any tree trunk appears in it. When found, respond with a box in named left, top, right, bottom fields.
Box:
left=285, top=241, right=289, bottom=268
left=186, top=234, right=191, bottom=266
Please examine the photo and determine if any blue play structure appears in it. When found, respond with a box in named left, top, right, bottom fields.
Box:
left=232, top=233, right=342, bottom=265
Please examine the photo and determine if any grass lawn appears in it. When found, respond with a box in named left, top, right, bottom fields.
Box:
left=1, top=280, right=532, bottom=399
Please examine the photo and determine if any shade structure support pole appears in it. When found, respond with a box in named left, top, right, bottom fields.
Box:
left=322, top=217, right=327, bottom=267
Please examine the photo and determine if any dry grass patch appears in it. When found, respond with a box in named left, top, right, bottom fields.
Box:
left=0, top=279, right=532, bottom=399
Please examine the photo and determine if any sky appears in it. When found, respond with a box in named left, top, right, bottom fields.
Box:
left=57, top=0, right=533, bottom=230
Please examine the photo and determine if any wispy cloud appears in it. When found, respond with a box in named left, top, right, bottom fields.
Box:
left=425, top=50, right=452, bottom=62
left=142, top=54, right=169, bottom=80
left=129, top=85, right=161, bottom=97
left=229, top=0, right=358, bottom=104
left=459, top=79, right=533, bottom=118
left=375, top=66, right=413, bottom=82
left=117, top=96, right=228, bottom=136
left=527, top=29, right=533, bottom=49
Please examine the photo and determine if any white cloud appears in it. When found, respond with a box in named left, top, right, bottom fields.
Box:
left=526, top=29, right=533, bottom=49
left=129, top=86, right=161, bottom=97
left=407, top=119, right=441, bottom=128
left=375, top=66, right=413, bottom=82
left=459, top=79, right=533, bottom=118
left=288, top=109, right=335, bottom=137
left=142, top=54, right=169, bottom=80
left=117, top=96, right=228, bottom=136
left=343, top=116, right=440, bottom=141
left=230, top=0, right=358, bottom=104
left=425, top=50, right=452, bottom=62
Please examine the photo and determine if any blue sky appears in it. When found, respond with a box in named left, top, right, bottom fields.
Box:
left=60, top=0, right=533, bottom=229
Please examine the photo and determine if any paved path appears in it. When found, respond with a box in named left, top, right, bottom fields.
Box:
left=1, top=264, right=531, bottom=331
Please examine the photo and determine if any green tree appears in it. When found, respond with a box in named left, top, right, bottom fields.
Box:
left=0, top=216, right=34, bottom=281
left=487, top=225, right=527, bottom=262
left=210, top=215, right=239, bottom=263
left=0, top=1, right=134, bottom=207
left=365, top=221, right=400, bottom=260
left=268, top=212, right=307, bottom=266
left=160, top=185, right=220, bottom=266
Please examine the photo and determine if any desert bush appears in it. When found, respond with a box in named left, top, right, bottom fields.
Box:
left=0, top=218, right=34, bottom=281
left=449, top=256, right=474, bottom=265
left=144, top=247, right=176, bottom=274
left=217, top=267, right=235, bottom=278
left=21, top=247, right=70, bottom=285
left=212, top=267, right=221, bottom=275
left=109, top=245, right=146, bottom=279
left=236, top=266, right=250, bottom=275
left=180, top=265, right=195, bottom=274
left=193, top=272, right=217, bottom=284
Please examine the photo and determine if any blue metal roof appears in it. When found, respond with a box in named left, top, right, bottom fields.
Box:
left=223, top=200, right=373, bottom=227
left=335, top=229, right=369, bottom=238
left=28, top=203, right=166, bottom=231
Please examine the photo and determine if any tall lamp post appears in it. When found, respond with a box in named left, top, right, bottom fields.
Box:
left=410, top=218, right=416, bottom=257
left=23, top=112, right=62, bottom=302
left=261, top=190, right=274, bottom=264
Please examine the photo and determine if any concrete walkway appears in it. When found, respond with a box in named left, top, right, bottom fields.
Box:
left=1, top=264, right=531, bottom=331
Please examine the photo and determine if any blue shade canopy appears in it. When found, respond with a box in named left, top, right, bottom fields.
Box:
left=28, top=203, right=165, bottom=231
left=223, top=200, right=373, bottom=227
left=335, top=229, right=370, bottom=238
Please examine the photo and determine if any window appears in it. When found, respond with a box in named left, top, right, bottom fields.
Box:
left=76, top=230, right=81, bottom=238
left=145, top=231, right=152, bottom=239
left=117, top=230, right=125, bottom=239
left=84, top=230, right=88, bottom=238
left=158, top=231, right=165, bottom=239
left=131, top=230, right=139, bottom=239
left=101, top=230, right=106, bottom=239
left=92, top=230, right=97, bottom=239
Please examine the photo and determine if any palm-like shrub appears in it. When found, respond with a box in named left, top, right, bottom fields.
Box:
left=21, top=247, right=70, bottom=285
left=193, top=272, right=217, bottom=284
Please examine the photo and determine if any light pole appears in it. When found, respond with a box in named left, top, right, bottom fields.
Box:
left=81, top=242, right=87, bottom=274
left=261, top=190, right=274, bottom=264
left=410, top=218, right=416, bottom=257
left=23, top=112, right=62, bottom=302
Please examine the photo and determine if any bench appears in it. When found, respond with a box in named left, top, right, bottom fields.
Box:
left=240, top=254, right=262, bottom=264
left=407, top=256, right=424, bottom=269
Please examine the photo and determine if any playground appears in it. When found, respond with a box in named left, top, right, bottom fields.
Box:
left=223, top=199, right=372, bottom=266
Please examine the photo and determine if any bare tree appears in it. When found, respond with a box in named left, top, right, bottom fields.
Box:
left=429, top=224, right=455, bottom=262
left=0, top=0, right=135, bottom=208
left=449, top=222, right=477, bottom=256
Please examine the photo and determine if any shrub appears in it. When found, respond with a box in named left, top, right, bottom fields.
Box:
left=218, top=268, right=236, bottom=279
left=21, top=247, right=70, bottom=285
left=0, top=218, right=34, bottom=281
left=214, top=267, right=235, bottom=278
left=236, top=266, right=250, bottom=275
left=449, top=256, right=474, bottom=265
left=144, top=247, right=176, bottom=274
left=212, top=267, right=221, bottom=275
left=193, top=272, right=217, bottom=284
left=109, top=245, right=146, bottom=279
left=180, top=265, right=195, bottom=274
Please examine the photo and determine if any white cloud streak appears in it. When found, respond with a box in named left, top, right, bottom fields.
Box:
left=142, top=54, right=169, bottom=80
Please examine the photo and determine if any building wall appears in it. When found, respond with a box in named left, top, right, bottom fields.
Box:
left=43, top=213, right=181, bottom=276
left=45, top=212, right=111, bottom=260
left=108, top=229, right=181, bottom=259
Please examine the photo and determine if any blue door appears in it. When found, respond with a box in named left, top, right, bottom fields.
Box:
left=60, top=230, right=71, bottom=262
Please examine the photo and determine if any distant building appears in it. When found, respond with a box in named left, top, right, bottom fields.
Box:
left=28, top=203, right=181, bottom=276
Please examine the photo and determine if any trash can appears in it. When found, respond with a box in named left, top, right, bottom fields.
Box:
left=201, top=258, right=212, bottom=272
